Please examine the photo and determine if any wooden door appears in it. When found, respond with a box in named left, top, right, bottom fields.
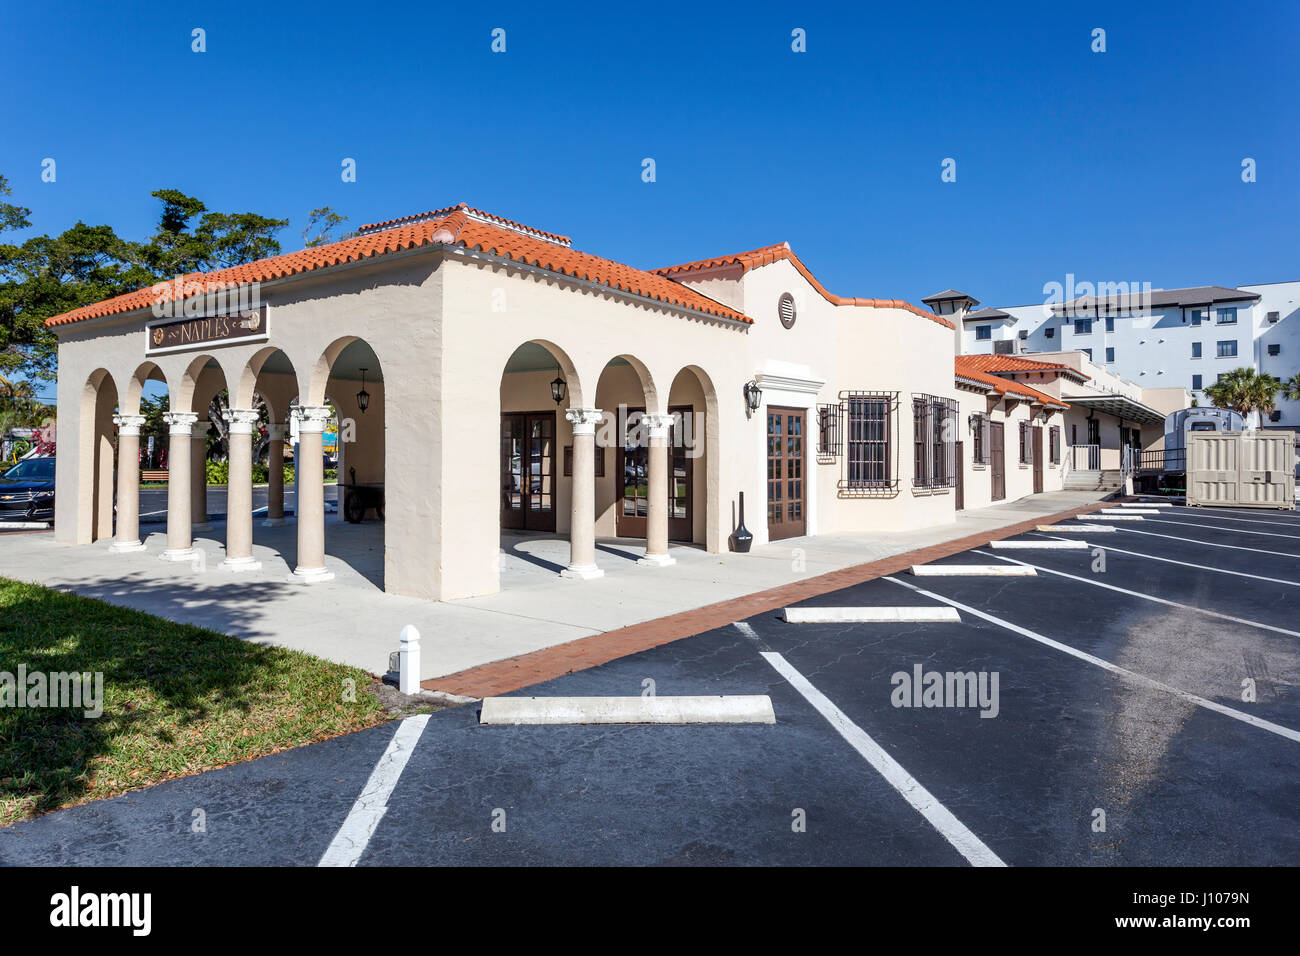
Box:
left=954, top=441, right=965, bottom=510
left=990, top=422, right=1006, bottom=501
left=616, top=406, right=694, bottom=540
left=767, top=407, right=807, bottom=540
left=1032, top=427, right=1044, bottom=494
left=500, top=411, right=556, bottom=532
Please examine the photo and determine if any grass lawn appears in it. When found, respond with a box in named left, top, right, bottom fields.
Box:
left=0, top=577, right=388, bottom=826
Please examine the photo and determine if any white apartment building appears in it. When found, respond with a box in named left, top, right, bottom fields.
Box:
left=935, top=281, right=1300, bottom=428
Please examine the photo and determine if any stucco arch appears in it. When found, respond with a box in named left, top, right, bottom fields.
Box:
left=668, top=364, right=723, bottom=551
left=121, top=362, right=166, bottom=416
left=307, top=336, right=387, bottom=407
left=175, top=353, right=228, bottom=414
left=235, top=346, right=298, bottom=421
left=595, top=353, right=661, bottom=415
left=77, top=368, right=118, bottom=543
left=499, top=339, right=586, bottom=409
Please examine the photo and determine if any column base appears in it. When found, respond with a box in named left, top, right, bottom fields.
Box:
left=637, top=552, right=677, bottom=567
left=560, top=564, right=605, bottom=581
left=286, top=566, right=335, bottom=584
left=218, top=556, right=263, bottom=573
left=261, top=517, right=288, bottom=527
left=159, top=548, right=197, bottom=562
left=108, top=540, right=147, bottom=554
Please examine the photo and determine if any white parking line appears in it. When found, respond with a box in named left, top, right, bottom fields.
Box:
left=1032, top=534, right=1300, bottom=588
left=759, top=650, right=1005, bottom=867
left=318, top=714, right=430, bottom=867
left=1177, top=505, right=1300, bottom=523
left=1112, top=526, right=1300, bottom=559
left=967, top=551, right=1300, bottom=639
left=1144, top=517, right=1300, bottom=540
left=885, top=577, right=1300, bottom=745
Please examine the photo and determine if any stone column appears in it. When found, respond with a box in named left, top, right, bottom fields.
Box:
left=160, top=411, right=198, bottom=561
left=191, top=420, right=211, bottom=533
left=219, top=409, right=262, bottom=572
left=288, top=405, right=335, bottom=583
left=262, top=423, right=288, bottom=527
left=108, top=414, right=147, bottom=553
left=561, top=407, right=604, bottom=580
left=639, top=413, right=676, bottom=567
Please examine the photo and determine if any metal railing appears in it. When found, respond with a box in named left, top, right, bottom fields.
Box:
left=1068, top=444, right=1100, bottom=472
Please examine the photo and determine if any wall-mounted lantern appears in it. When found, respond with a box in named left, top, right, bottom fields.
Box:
left=743, top=380, right=763, bottom=416
left=550, top=376, right=567, bottom=405
left=356, top=368, right=370, bottom=414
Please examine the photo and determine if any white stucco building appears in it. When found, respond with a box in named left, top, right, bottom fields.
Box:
left=942, top=280, right=1300, bottom=427
left=46, top=204, right=1077, bottom=604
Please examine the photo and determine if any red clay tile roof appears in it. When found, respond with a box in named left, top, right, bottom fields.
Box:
left=45, top=207, right=751, bottom=329
left=653, top=242, right=955, bottom=330
left=955, top=357, right=1069, bottom=408
left=957, top=353, right=1091, bottom=382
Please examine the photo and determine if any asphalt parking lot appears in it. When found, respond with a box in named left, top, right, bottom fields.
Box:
left=1, top=501, right=1296, bottom=866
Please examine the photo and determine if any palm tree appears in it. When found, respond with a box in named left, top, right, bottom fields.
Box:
left=1203, top=367, right=1281, bottom=427
left=1282, top=372, right=1300, bottom=404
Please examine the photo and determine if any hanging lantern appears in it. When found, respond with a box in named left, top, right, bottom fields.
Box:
left=356, top=368, right=370, bottom=413
left=550, top=376, right=567, bottom=405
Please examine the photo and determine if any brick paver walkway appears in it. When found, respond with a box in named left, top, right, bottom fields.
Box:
left=425, top=498, right=1118, bottom=697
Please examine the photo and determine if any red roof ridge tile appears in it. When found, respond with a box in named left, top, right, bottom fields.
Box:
left=654, top=243, right=955, bottom=330
left=357, top=203, right=572, bottom=246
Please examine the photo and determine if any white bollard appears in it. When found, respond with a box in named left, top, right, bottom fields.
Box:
left=399, top=625, right=421, bottom=695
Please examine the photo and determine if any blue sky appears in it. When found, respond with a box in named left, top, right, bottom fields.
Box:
left=3, top=0, right=1297, bottom=392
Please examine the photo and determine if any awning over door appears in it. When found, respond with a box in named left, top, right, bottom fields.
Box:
left=1061, top=394, right=1166, bottom=425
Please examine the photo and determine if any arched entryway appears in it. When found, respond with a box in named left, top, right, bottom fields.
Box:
left=77, top=368, right=118, bottom=544
left=300, top=337, right=385, bottom=587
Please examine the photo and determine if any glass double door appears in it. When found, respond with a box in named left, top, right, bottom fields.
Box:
left=766, top=407, right=806, bottom=540
left=615, top=407, right=693, bottom=541
left=501, top=411, right=556, bottom=532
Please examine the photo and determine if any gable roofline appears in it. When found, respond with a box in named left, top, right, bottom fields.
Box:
left=954, top=358, right=1069, bottom=409
left=45, top=207, right=751, bottom=329
left=653, top=242, right=956, bottom=330
left=958, top=353, right=1092, bottom=384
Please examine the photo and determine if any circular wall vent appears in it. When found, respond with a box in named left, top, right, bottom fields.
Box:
left=778, top=293, right=797, bottom=329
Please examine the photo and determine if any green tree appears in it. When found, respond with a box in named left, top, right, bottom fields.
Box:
left=1, top=183, right=292, bottom=384
left=1203, top=367, right=1281, bottom=426
left=302, top=207, right=350, bottom=247
left=143, top=189, right=287, bottom=275
left=1281, top=372, right=1300, bottom=404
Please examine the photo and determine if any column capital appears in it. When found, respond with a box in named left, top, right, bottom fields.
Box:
left=112, top=414, right=146, bottom=436
left=223, top=408, right=260, bottom=435
left=265, top=423, right=289, bottom=442
left=162, top=411, right=199, bottom=435
left=642, top=413, right=674, bottom=438
left=565, top=407, right=604, bottom=435
left=290, top=405, right=332, bottom=434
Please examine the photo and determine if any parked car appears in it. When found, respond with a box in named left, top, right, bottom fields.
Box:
left=0, top=456, right=56, bottom=524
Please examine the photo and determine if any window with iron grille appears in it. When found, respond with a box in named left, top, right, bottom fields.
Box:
left=817, top=403, right=842, bottom=457
left=911, top=393, right=957, bottom=489
left=1049, top=425, right=1060, bottom=464
left=840, top=392, right=897, bottom=493
left=1019, top=420, right=1032, bottom=464
left=970, top=412, right=990, bottom=465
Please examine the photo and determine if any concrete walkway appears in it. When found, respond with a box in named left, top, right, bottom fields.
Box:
left=0, top=491, right=1110, bottom=681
